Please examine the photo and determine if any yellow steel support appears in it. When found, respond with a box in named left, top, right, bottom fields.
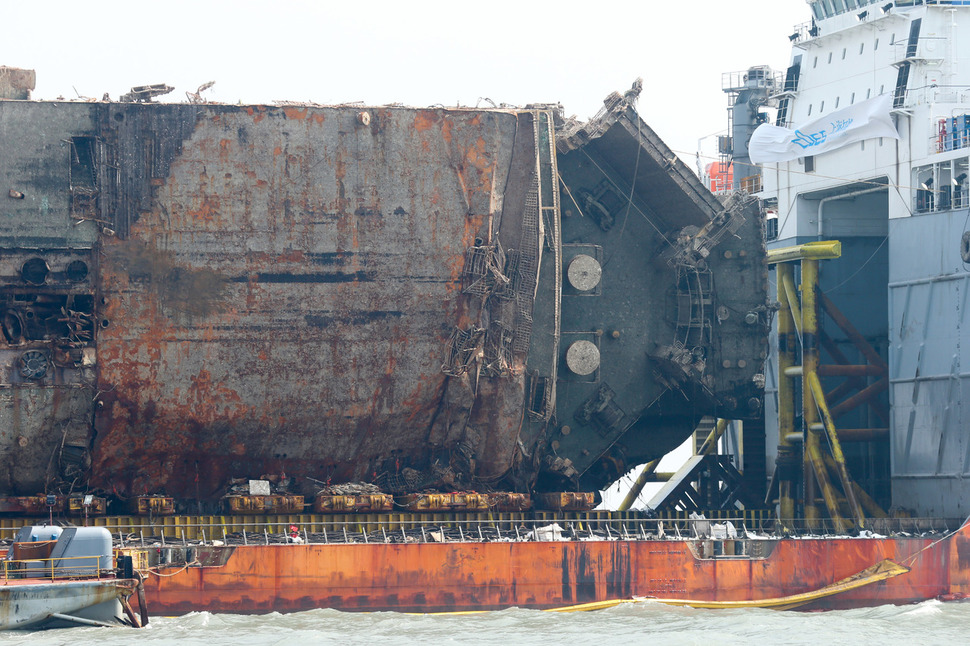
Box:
left=618, top=459, right=660, bottom=511
left=820, top=453, right=888, bottom=518
left=776, top=262, right=797, bottom=526
left=801, top=257, right=821, bottom=526
left=781, top=271, right=803, bottom=339
left=804, top=434, right=849, bottom=533
left=766, top=240, right=842, bottom=264
left=697, top=419, right=731, bottom=456
left=807, top=371, right=865, bottom=527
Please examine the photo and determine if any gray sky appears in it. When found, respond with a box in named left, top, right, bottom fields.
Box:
left=3, top=0, right=807, bottom=169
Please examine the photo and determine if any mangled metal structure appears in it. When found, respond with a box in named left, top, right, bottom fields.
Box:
left=0, top=70, right=768, bottom=505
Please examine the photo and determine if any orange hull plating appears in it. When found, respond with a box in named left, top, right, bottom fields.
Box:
left=142, top=524, right=970, bottom=614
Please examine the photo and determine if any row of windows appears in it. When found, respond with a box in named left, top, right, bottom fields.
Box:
left=812, top=34, right=895, bottom=68
left=811, top=0, right=884, bottom=21
left=805, top=86, right=886, bottom=116
left=811, top=0, right=925, bottom=21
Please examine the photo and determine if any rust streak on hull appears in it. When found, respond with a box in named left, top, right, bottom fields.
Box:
left=140, top=525, right=970, bottom=614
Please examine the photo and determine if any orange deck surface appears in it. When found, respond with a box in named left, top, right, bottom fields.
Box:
left=143, top=524, right=970, bottom=614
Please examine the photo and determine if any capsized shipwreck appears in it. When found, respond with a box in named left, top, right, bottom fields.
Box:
left=0, top=70, right=767, bottom=506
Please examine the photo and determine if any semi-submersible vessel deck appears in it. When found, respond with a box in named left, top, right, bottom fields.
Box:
left=3, top=0, right=970, bottom=615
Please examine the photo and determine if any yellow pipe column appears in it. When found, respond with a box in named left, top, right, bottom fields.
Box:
left=776, top=262, right=797, bottom=526
left=801, top=258, right=821, bottom=527
left=808, top=372, right=865, bottom=527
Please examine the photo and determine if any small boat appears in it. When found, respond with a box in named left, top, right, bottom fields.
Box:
left=1, top=525, right=148, bottom=630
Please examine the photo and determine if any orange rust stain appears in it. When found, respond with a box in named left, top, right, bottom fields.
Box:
left=273, top=146, right=283, bottom=157
left=312, top=112, right=326, bottom=125
left=140, top=533, right=960, bottom=614
left=186, top=195, right=221, bottom=225
left=413, top=111, right=439, bottom=132
left=244, top=107, right=266, bottom=123
left=283, top=106, right=308, bottom=120
left=219, top=139, right=231, bottom=160
left=441, top=118, right=453, bottom=144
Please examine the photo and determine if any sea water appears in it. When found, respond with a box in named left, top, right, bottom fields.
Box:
left=1, top=600, right=967, bottom=646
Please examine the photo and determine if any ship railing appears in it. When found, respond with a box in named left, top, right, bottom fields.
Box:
left=930, top=121, right=970, bottom=156
left=0, top=553, right=112, bottom=582
left=913, top=184, right=970, bottom=213
left=789, top=21, right=816, bottom=45
left=44, top=514, right=957, bottom=548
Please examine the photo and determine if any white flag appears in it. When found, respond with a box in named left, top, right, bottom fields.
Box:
left=748, top=93, right=899, bottom=164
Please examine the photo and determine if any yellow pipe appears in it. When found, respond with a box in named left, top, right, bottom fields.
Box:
left=820, top=453, right=887, bottom=519
left=805, top=431, right=849, bottom=533
left=698, top=419, right=731, bottom=456
left=776, top=262, right=797, bottom=526
left=808, top=371, right=865, bottom=527
left=617, top=459, right=660, bottom=511
left=802, top=258, right=820, bottom=525
left=781, top=271, right=803, bottom=339
left=767, top=240, right=842, bottom=264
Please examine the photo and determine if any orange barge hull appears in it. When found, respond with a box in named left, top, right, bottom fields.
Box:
left=141, top=525, right=970, bottom=613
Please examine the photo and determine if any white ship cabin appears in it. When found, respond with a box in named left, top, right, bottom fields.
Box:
left=756, top=0, right=970, bottom=519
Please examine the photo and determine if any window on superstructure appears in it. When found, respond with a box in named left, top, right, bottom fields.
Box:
left=828, top=52, right=833, bottom=64
left=814, top=56, right=819, bottom=69
left=821, top=100, right=826, bottom=112
left=861, top=140, right=866, bottom=151
left=812, top=2, right=824, bottom=21
left=875, top=38, right=879, bottom=51
left=851, top=91, right=856, bottom=104
left=808, top=104, right=813, bottom=116
left=860, top=43, right=865, bottom=55
left=842, top=48, right=847, bottom=60
left=867, top=88, right=872, bottom=99
left=805, top=156, right=816, bottom=173
left=834, top=0, right=847, bottom=12
left=890, top=33, right=895, bottom=45
left=836, top=97, right=841, bottom=108
left=880, top=84, right=885, bottom=94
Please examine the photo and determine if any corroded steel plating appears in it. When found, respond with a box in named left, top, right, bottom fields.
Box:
left=136, top=522, right=970, bottom=613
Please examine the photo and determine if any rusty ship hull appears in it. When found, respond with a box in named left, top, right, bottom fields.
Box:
left=133, top=523, right=970, bottom=614
left=0, top=75, right=768, bottom=505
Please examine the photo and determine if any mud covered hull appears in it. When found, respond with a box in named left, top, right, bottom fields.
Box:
left=0, top=88, right=767, bottom=502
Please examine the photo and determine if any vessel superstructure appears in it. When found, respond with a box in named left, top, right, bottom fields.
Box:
left=741, top=0, right=970, bottom=520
